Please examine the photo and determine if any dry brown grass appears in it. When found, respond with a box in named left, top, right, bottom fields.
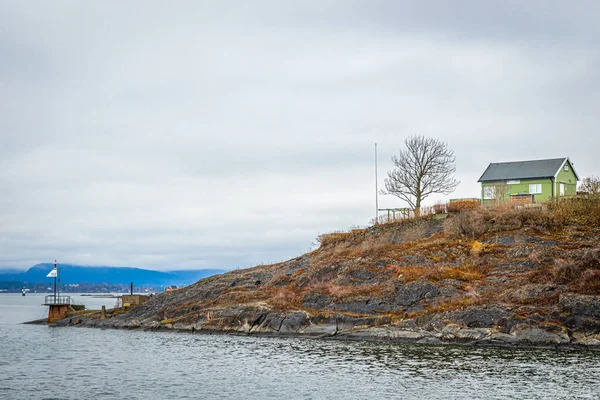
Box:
left=524, top=246, right=600, bottom=295
left=200, top=199, right=600, bottom=316
left=443, top=205, right=554, bottom=238
left=444, top=198, right=600, bottom=239
left=570, top=269, right=600, bottom=294
left=390, top=264, right=487, bottom=283
left=526, top=266, right=554, bottom=284
left=326, top=283, right=394, bottom=302
left=317, top=228, right=368, bottom=247
left=407, top=297, right=477, bottom=318
left=301, top=281, right=396, bottom=303
left=402, top=222, right=429, bottom=242
left=548, top=197, right=600, bottom=225
left=442, top=208, right=489, bottom=238
left=266, top=286, right=303, bottom=310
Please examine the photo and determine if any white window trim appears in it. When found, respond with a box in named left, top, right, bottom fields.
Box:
left=506, top=180, right=520, bottom=185
left=529, top=183, right=542, bottom=195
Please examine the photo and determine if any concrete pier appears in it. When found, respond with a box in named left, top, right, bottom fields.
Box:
left=43, top=295, right=83, bottom=322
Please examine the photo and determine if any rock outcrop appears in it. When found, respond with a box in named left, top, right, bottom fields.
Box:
left=54, top=209, right=600, bottom=349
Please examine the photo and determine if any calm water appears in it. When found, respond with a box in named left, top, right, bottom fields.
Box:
left=0, top=294, right=599, bottom=399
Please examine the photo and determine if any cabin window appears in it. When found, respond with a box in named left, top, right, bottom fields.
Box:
left=529, top=183, right=542, bottom=194
left=564, top=165, right=569, bottom=171
left=483, top=186, right=496, bottom=199
left=506, top=180, right=520, bottom=185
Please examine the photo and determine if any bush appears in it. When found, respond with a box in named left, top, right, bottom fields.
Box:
left=433, top=203, right=447, bottom=214
left=317, top=229, right=366, bottom=247
left=571, top=270, right=600, bottom=295
left=443, top=208, right=489, bottom=238
left=548, top=197, right=600, bottom=226
left=443, top=205, right=552, bottom=238
left=491, top=205, right=551, bottom=230
left=447, top=200, right=480, bottom=213
left=578, top=176, right=600, bottom=198
left=552, top=247, right=600, bottom=295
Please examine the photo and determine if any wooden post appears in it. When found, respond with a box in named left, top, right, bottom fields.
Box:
left=101, top=305, right=106, bottom=319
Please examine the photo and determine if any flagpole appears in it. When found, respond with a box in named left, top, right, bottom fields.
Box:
left=375, top=143, right=379, bottom=225
left=54, top=260, right=57, bottom=303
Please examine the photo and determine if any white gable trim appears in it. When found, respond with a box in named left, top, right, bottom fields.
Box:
left=554, top=157, right=580, bottom=181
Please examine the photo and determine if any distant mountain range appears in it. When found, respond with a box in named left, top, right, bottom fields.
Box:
left=0, top=264, right=227, bottom=287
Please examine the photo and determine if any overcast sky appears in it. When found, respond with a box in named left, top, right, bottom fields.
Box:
left=1, top=1, right=599, bottom=271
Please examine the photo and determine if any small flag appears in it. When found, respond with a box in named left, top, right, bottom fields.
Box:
left=47, top=267, right=57, bottom=278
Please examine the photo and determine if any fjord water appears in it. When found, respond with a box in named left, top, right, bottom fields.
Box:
left=1, top=294, right=598, bottom=400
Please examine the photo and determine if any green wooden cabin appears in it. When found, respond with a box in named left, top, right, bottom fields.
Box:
left=478, top=157, right=579, bottom=206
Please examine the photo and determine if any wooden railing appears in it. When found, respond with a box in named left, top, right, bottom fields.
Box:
left=44, top=295, right=72, bottom=305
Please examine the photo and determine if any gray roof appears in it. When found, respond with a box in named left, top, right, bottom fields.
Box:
left=478, top=158, right=568, bottom=182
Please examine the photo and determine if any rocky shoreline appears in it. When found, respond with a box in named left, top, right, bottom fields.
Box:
left=43, top=291, right=600, bottom=350
left=36, top=207, right=600, bottom=350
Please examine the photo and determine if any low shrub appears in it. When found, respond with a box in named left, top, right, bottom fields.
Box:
left=317, top=229, right=366, bottom=247
left=492, top=205, right=552, bottom=230
left=401, top=222, right=429, bottom=243
left=443, top=205, right=552, bottom=238
left=442, top=208, right=489, bottom=238
left=433, top=203, right=447, bottom=214
left=570, top=269, right=600, bottom=295
left=527, top=266, right=554, bottom=284
left=551, top=247, right=600, bottom=294
left=548, top=197, right=600, bottom=226
left=447, top=200, right=480, bottom=213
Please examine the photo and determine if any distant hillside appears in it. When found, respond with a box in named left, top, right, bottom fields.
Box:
left=0, top=264, right=226, bottom=287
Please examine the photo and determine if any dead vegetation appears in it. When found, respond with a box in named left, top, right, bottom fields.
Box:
left=159, top=198, right=600, bottom=322
left=525, top=246, right=600, bottom=295
left=390, top=263, right=488, bottom=283
left=443, top=197, right=600, bottom=238
left=446, top=199, right=480, bottom=213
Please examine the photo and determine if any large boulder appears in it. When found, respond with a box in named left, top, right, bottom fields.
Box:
left=510, top=323, right=570, bottom=345
left=446, top=305, right=511, bottom=328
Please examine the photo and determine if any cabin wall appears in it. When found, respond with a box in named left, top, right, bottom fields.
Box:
left=481, top=178, right=553, bottom=206
left=555, top=160, right=578, bottom=197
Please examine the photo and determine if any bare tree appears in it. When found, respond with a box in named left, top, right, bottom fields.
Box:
left=579, top=176, right=600, bottom=198
left=493, top=182, right=510, bottom=204
left=383, top=135, right=459, bottom=216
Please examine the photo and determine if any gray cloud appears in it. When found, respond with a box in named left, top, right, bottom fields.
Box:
left=1, top=1, right=599, bottom=270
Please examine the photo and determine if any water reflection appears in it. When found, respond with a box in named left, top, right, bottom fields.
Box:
left=1, top=294, right=599, bottom=399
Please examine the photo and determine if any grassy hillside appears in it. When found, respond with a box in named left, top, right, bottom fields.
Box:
left=62, top=198, right=600, bottom=347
